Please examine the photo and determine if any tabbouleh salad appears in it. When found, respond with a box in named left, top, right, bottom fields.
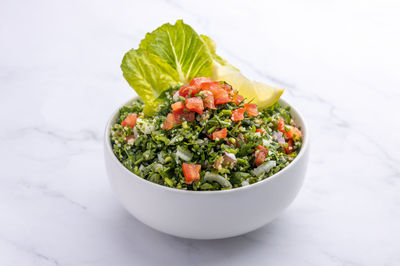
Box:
left=110, top=20, right=303, bottom=190
left=110, top=78, right=303, bottom=191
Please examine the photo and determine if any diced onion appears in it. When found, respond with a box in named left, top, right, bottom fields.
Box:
left=224, top=152, right=237, bottom=162
left=241, top=180, right=250, bottom=186
left=157, top=153, right=165, bottom=163
left=176, top=146, right=193, bottom=161
left=173, top=91, right=180, bottom=101
left=251, top=161, right=276, bottom=176
left=204, top=172, right=232, bottom=188
left=170, top=136, right=179, bottom=144
left=272, top=131, right=285, bottom=144
left=262, top=138, right=271, bottom=147
left=277, top=136, right=285, bottom=144
left=272, top=131, right=282, bottom=140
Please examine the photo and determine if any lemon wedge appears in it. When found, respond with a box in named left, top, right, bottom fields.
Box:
left=212, top=63, right=284, bottom=109
left=252, top=81, right=284, bottom=108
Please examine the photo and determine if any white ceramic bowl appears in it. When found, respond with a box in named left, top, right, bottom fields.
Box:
left=104, top=97, right=309, bottom=239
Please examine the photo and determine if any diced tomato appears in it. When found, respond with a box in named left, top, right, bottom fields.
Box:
left=244, top=103, right=259, bottom=117
left=199, top=81, right=221, bottom=91
left=256, top=128, right=264, bottom=135
left=182, top=163, right=201, bottom=184
left=121, top=114, right=138, bottom=128
left=231, top=108, right=245, bottom=121
left=189, top=77, right=212, bottom=88
left=254, top=145, right=268, bottom=166
left=283, top=139, right=295, bottom=154
left=185, top=97, right=204, bottom=115
left=174, top=110, right=195, bottom=124
left=278, top=118, right=286, bottom=133
left=162, top=113, right=175, bottom=130
left=233, top=94, right=244, bottom=105
left=173, top=113, right=182, bottom=124
left=257, top=145, right=268, bottom=155
left=171, top=101, right=184, bottom=113
left=213, top=88, right=231, bottom=105
left=254, top=150, right=266, bottom=166
left=214, top=94, right=231, bottom=105
left=179, top=85, right=199, bottom=98
left=200, top=90, right=215, bottom=109
left=212, top=128, right=227, bottom=140
left=200, top=82, right=231, bottom=105
left=220, top=83, right=233, bottom=93
left=286, top=126, right=302, bottom=141
left=182, top=111, right=195, bottom=122
left=277, top=118, right=302, bottom=140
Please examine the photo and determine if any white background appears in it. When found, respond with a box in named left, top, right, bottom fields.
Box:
left=1, top=0, right=399, bottom=265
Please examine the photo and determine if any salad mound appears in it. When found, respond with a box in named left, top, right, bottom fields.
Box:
left=111, top=78, right=303, bottom=191
left=111, top=20, right=302, bottom=190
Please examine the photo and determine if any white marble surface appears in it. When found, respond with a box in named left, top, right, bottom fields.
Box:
left=1, top=0, right=400, bottom=265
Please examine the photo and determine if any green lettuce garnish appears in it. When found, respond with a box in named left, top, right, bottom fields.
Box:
left=121, top=49, right=180, bottom=102
left=121, top=49, right=180, bottom=114
left=121, top=20, right=232, bottom=115
left=140, top=20, right=213, bottom=83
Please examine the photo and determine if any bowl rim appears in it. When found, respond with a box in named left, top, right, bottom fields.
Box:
left=105, top=96, right=309, bottom=195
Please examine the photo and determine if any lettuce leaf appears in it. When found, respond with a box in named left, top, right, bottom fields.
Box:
left=121, top=49, right=180, bottom=115
left=120, top=20, right=283, bottom=116
left=139, top=20, right=213, bottom=83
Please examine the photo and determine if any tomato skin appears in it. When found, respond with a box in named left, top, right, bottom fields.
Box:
left=212, top=128, right=227, bottom=140
left=278, top=118, right=286, bottom=133
left=257, top=145, right=269, bottom=155
left=173, top=112, right=182, bottom=124
left=162, top=113, right=175, bottom=130
left=199, top=81, right=221, bottom=91
left=185, top=97, right=204, bottom=115
left=179, top=85, right=199, bottom=98
left=254, top=151, right=266, bottom=166
left=214, top=94, right=231, bottom=105
left=244, top=103, right=259, bottom=117
left=171, top=101, right=184, bottom=113
left=200, top=82, right=231, bottom=105
left=182, top=111, right=195, bottom=122
left=220, top=83, right=233, bottom=93
left=200, top=90, right=215, bottom=109
left=233, top=94, right=244, bottom=105
left=277, top=118, right=302, bottom=140
left=283, top=139, right=295, bottom=154
left=253, top=145, right=268, bottom=166
left=231, top=108, right=245, bottom=121
left=173, top=110, right=195, bottom=124
left=189, top=77, right=212, bottom=88
left=121, top=114, right=138, bottom=128
left=212, top=87, right=231, bottom=105
left=286, top=126, right=302, bottom=141
left=182, top=163, right=201, bottom=184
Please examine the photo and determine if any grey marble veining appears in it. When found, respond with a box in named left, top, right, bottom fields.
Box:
left=1, top=0, right=399, bottom=265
